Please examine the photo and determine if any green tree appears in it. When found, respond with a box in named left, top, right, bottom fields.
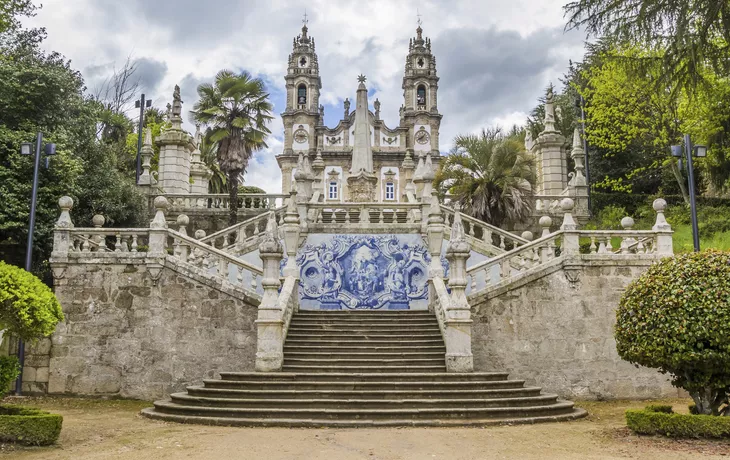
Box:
left=616, top=250, right=730, bottom=416
left=564, top=0, right=730, bottom=94
left=434, top=128, right=536, bottom=228
left=0, top=0, right=37, bottom=35
left=190, top=70, right=274, bottom=225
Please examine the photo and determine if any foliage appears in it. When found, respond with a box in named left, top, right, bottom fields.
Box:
left=435, top=128, right=536, bottom=228
left=0, top=356, right=19, bottom=397
left=0, top=261, right=63, bottom=341
left=0, top=0, right=37, bottom=35
left=564, top=0, right=730, bottom=95
left=616, top=250, right=730, bottom=416
left=190, top=70, right=274, bottom=225
left=626, top=406, right=730, bottom=438
left=0, top=405, right=63, bottom=445
left=239, top=185, right=267, bottom=208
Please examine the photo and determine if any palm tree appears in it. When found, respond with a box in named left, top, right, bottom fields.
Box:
left=190, top=70, right=274, bottom=225
left=434, top=128, right=536, bottom=229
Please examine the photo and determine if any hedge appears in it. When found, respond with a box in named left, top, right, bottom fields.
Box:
left=626, top=406, right=730, bottom=438
left=0, top=405, right=63, bottom=446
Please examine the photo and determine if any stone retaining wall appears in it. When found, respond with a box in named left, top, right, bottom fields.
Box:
left=47, top=261, right=258, bottom=401
left=470, top=259, right=679, bottom=400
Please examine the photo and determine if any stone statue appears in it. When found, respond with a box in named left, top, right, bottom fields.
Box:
left=543, top=87, right=557, bottom=133
left=344, top=98, right=351, bottom=118
left=319, top=104, right=324, bottom=117
left=172, top=85, right=182, bottom=118
left=374, top=98, right=381, bottom=120
left=165, top=103, right=172, bottom=122
left=525, top=129, right=534, bottom=151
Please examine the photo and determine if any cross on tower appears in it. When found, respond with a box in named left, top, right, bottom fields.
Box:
left=303, top=9, right=309, bottom=26
left=417, top=9, right=422, bottom=27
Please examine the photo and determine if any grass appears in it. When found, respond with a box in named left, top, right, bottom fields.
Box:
left=672, top=224, right=730, bottom=253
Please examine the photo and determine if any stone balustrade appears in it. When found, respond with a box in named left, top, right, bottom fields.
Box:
left=307, top=202, right=422, bottom=225
left=440, top=205, right=528, bottom=254
left=67, top=229, right=150, bottom=255
left=162, top=193, right=289, bottom=212
left=200, top=207, right=288, bottom=251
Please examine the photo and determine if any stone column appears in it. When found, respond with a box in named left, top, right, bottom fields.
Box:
left=255, top=212, right=286, bottom=372
left=560, top=198, right=580, bottom=256
left=426, top=192, right=444, bottom=276
left=281, top=191, right=302, bottom=277
left=568, top=128, right=590, bottom=222
left=138, top=128, right=156, bottom=187
left=50, top=196, right=74, bottom=284
left=652, top=198, right=674, bottom=255
left=146, top=196, right=169, bottom=284
left=444, top=204, right=474, bottom=372
left=535, top=88, right=567, bottom=195
left=157, top=86, right=193, bottom=194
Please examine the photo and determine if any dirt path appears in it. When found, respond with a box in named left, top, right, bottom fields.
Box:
left=2, top=398, right=729, bottom=459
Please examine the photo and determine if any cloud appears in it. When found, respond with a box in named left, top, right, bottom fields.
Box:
left=134, top=57, right=168, bottom=94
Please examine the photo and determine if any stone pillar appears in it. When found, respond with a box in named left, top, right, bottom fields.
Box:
left=50, top=196, right=74, bottom=283
left=652, top=198, right=674, bottom=255
left=412, top=152, right=426, bottom=198
left=426, top=192, right=444, bottom=276
left=189, top=125, right=212, bottom=195
left=311, top=149, right=325, bottom=195
left=157, top=86, right=193, bottom=194
left=294, top=152, right=314, bottom=202
left=535, top=88, right=567, bottom=196
left=255, top=212, right=286, bottom=372
left=560, top=198, right=580, bottom=256
left=281, top=191, right=302, bottom=277
left=146, top=196, right=169, bottom=284
left=138, top=128, right=156, bottom=187
left=568, top=128, right=590, bottom=222
left=444, top=204, right=474, bottom=372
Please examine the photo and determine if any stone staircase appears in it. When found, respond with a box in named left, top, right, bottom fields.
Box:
left=141, top=310, right=587, bottom=426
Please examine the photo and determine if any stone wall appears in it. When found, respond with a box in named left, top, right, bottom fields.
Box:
left=470, top=259, right=679, bottom=400
left=48, top=261, right=259, bottom=401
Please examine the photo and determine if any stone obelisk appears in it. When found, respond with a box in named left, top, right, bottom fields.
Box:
left=347, top=75, right=378, bottom=202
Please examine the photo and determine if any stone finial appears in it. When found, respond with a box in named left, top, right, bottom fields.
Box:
left=293, top=152, right=306, bottom=181
left=139, top=128, right=155, bottom=185
left=539, top=216, right=553, bottom=238
left=284, top=190, right=300, bottom=224
left=312, top=149, right=325, bottom=170
left=56, top=196, right=74, bottom=229
left=525, top=129, right=534, bottom=151
left=427, top=191, right=443, bottom=225
left=177, top=214, right=189, bottom=235
left=652, top=198, right=672, bottom=231
left=447, top=204, right=469, bottom=255
left=559, top=198, right=578, bottom=231
left=150, top=196, right=169, bottom=229
left=259, top=212, right=283, bottom=255
left=92, top=214, right=105, bottom=228
left=194, top=229, right=206, bottom=240
left=569, top=127, right=587, bottom=186
left=521, top=231, right=534, bottom=241
left=170, top=85, right=183, bottom=130
left=402, top=149, right=415, bottom=170
left=621, top=216, right=635, bottom=230
left=344, top=98, right=351, bottom=118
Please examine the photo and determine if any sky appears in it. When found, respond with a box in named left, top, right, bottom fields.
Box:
left=26, top=0, right=586, bottom=193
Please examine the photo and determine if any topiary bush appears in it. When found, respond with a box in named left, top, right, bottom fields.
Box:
left=0, top=261, right=64, bottom=342
left=0, top=406, right=63, bottom=446
left=0, top=356, right=20, bottom=396
left=616, top=250, right=730, bottom=416
left=627, top=406, right=730, bottom=438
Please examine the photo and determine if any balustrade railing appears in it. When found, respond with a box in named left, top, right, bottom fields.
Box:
left=534, top=195, right=566, bottom=214
left=68, top=229, right=150, bottom=254
left=307, top=203, right=422, bottom=225
left=201, top=207, right=287, bottom=250
left=163, top=194, right=289, bottom=212
left=440, top=205, right=528, bottom=253
left=579, top=231, right=659, bottom=255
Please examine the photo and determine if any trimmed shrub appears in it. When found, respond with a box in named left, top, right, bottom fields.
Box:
left=616, top=250, right=730, bottom=416
left=626, top=407, right=730, bottom=438
left=0, top=356, right=20, bottom=396
left=0, top=405, right=63, bottom=446
left=0, top=261, right=64, bottom=341
left=644, top=404, right=673, bottom=414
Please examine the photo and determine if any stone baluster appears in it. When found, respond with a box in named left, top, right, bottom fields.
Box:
left=652, top=198, right=674, bottom=255
left=560, top=198, right=580, bottom=256
left=360, top=205, right=370, bottom=224
left=177, top=214, right=190, bottom=262
left=256, top=211, right=286, bottom=372
left=345, top=209, right=351, bottom=224
left=443, top=203, right=473, bottom=372
left=620, top=217, right=636, bottom=254
left=114, top=233, right=122, bottom=252
left=281, top=190, right=301, bottom=277
left=379, top=209, right=385, bottom=224
left=91, top=214, right=105, bottom=250
left=538, top=216, right=553, bottom=262
left=589, top=237, right=597, bottom=254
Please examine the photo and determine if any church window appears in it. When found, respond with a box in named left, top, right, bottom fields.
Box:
left=385, top=182, right=395, bottom=201
left=298, top=85, right=307, bottom=106
left=329, top=181, right=339, bottom=200
left=416, top=85, right=427, bottom=107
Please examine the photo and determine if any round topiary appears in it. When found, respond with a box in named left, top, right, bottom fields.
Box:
left=0, top=261, right=64, bottom=342
left=616, top=250, right=730, bottom=416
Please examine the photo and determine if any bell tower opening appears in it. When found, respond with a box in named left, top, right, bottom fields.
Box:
left=298, top=84, right=307, bottom=109
left=416, top=85, right=427, bottom=109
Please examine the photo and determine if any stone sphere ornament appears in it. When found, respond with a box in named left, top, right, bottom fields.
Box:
left=539, top=216, right=553, bottom=228
left=194, top=230, right=207, bottom=240
left=153, top=196, right=169, bottom=210
left=621, top=216, right=635, bottom=230
left=560, top=198, right=575, bottom=212
left=653, top=198, right=667, bottom=213
left=521, top=231, right=534, bottom=241
left=92, top=214, right=105, bottom=228
left=176, top=214, right=190, bottom=227
left=58, top=196, right=74, bottom=211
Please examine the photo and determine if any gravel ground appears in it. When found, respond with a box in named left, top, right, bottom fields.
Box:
left=2, top=397, right=729, bottom=459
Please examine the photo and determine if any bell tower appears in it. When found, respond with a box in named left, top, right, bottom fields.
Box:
left=402, top=23, right=442, bottom=160
left=280, top=17, right=322, bottom=192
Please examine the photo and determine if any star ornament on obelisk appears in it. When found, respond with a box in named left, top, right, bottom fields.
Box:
left=357, top=74, right=367, bottom=84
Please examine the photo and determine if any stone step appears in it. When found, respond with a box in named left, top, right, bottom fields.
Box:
left=217, top=372, right=511, bottom=382
left=148, top=400, right=578, bottom=421
left=283, top=358, right=445, bottom=367
left=288, top=321, right=440, bottom=328
left=283, top=351, right=445, bottom=359
left=168, top=393, right=560, bottom=409
left=286, top=328, right=442, bottom=335
left=204, top=379, right=527, bottom=391
left=283, top=345, right=447, bottom=353
left=281, top=365, right=447, bottom=373
left=285, top=333, right=443, bottom=340
left=185, top=386, right=544, bottom=400
left=141, top=407, right=588, bottom=427
left=284, top=338, right=446, bottom=346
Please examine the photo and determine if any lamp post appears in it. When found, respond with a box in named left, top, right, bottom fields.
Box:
left=16, top=132, right=57, bottom=396
left=671, top=135, right=706, bottom=253
left=135, top=94, right=152, bottom=184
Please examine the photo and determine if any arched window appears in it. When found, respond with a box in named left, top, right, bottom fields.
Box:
left=298, top=85, right=307, bottom=106
left=416, top=85, right=427, bottom=107
left=385, top=182, right=395, bottom=201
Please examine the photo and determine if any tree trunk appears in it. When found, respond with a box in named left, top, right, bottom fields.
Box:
left=671, top=160, right=690, bottom=205
left=228, top=169, right=240, bottom=226
left=690, top=388, right=729, bottom=416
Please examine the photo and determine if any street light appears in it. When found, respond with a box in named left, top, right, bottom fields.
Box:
left=671, top=134, right=706, bottom=253
left=15, top=132, right=56, bottom=396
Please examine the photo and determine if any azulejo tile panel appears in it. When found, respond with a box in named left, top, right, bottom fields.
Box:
left=297, top=234, right=430, bottom=310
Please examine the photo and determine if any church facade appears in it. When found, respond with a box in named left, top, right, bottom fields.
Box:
left=277, top=24, right=442, bottom=203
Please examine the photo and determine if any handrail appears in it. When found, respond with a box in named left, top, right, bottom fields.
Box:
left=200, top=207, right=286, bottom=245
left=68, top=228, right=151, bottom=253
left=440, top=205, right=528, bottom=250
left=308, top=202, right=422, bottom=209
left=168, top=229, right=263, bottom=275
left=467, top=230, right=564, bottom=274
